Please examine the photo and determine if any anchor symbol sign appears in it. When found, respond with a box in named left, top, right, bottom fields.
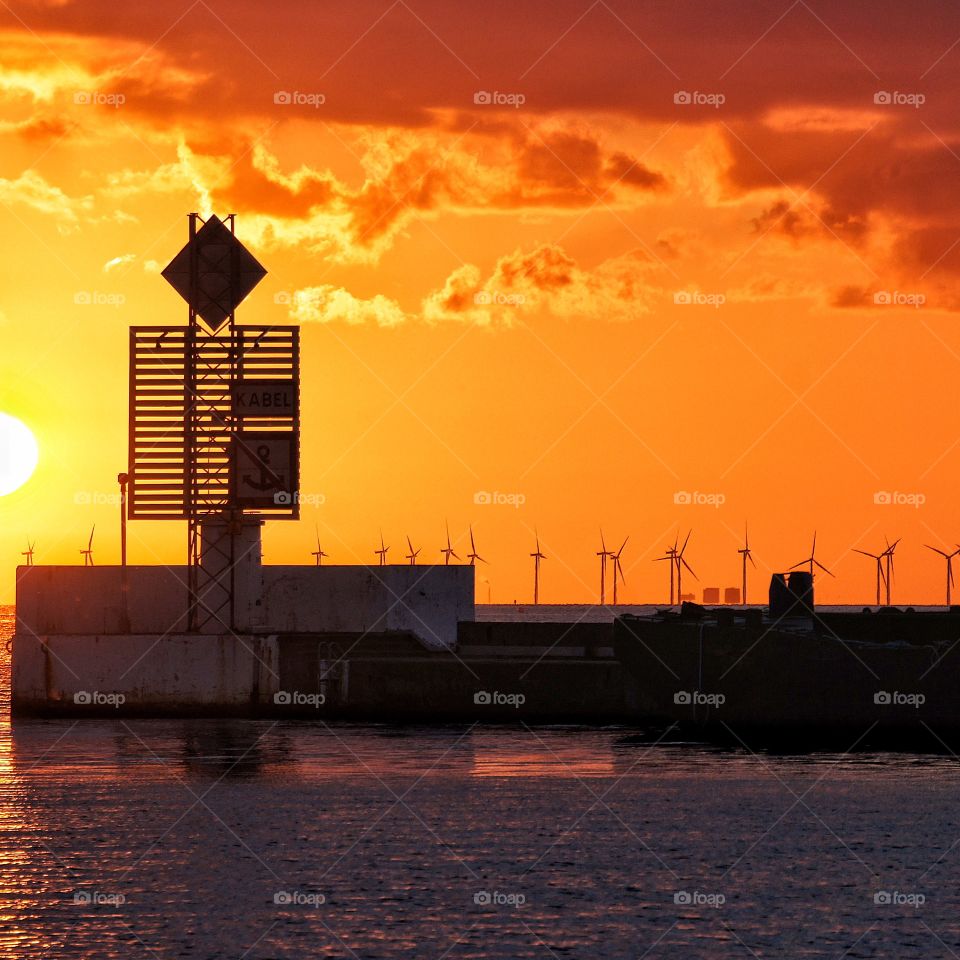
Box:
left=242, top=444, right=282, bottom=491
left=232, top=431, right=297, bottom=509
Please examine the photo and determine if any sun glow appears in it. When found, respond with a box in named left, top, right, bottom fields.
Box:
left=0, top=413, right=38, bottom=497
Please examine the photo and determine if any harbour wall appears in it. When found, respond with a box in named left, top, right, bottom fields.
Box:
left=15, top=564, right=473, bottom=648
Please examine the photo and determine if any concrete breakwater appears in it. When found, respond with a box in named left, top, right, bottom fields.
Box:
left=12, top=563, right=640, bottom=722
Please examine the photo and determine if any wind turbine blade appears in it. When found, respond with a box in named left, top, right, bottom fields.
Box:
left=925, top=545, right=946, bottom=557
left=749, top=553, right=757, bottom=568
left=600, top=528, right=606, bottom=553
left=617, top=536, right=629, bottom=557
left=681, top=558, right=698, bottom=580
left=814, top=560, right=835, bottom=578
left=811, top=531, right=817, bottom=555
left=681, top=530, right=692, bottom=554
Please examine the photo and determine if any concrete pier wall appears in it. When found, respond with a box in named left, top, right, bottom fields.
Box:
left=15, top=563, right=473, bottom=649
left=261, top=565, right=474, bottom=649
left=16, top=566, right=190, bottom=636
left=12, top=632, right=279, bottom=716
left=11, top=621, right=638, bottom=721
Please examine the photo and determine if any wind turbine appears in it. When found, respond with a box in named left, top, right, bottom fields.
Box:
left=531, top=531, right=546, bottom=605
left=311, top=525, right=328, bottom=566
left=791, top=532, right=834, bottom=580
left=441, top=522, right=460, bottom=565
left=597, top=529, right=613, bottom=604
left=375, top=531, right=389, bottom=567
left=737, top=523, right=756, bottom=605
left=21, top=540, right=35, bottom=567
left=882, top=537, right=900, bottom=606
left=467, top=525, right=486, bottom=566
left=926, top=544, right=960, bottom=606
left=405, top=535, right=421, bottom=566
left=610, top=536, right=628, bottom=604
left=655, top=535, right=679, bottom=604
left=81, top=526, right=95, bottom=567
left=674, top=530, right=698, bottom=604
left=853, top=546, right=886, bottom=606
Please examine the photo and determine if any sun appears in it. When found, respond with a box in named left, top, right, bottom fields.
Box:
left=0, top=413, right=39, bottom=497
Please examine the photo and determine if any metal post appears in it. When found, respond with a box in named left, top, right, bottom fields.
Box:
left=117, top=472, right=128, bottom=566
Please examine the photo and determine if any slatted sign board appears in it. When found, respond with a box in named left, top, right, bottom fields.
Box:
left=128, top=324, right=300, bottom=519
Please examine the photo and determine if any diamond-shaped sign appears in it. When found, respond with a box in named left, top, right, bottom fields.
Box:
left=162, top=214, right=266, bottom=330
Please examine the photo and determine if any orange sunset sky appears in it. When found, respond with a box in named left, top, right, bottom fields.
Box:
left=2, top=1, right=960, bottom=604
